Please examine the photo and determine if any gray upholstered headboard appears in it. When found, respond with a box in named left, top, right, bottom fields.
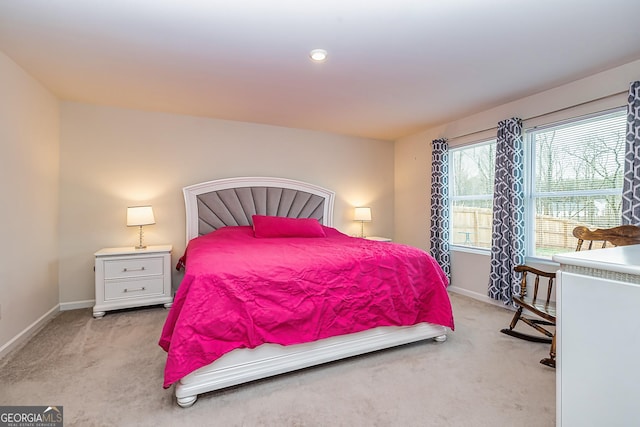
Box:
left=183, top=177, right=335, bottom=242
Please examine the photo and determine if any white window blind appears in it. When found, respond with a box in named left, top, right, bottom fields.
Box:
left=526, top=108, right=626, bottom=257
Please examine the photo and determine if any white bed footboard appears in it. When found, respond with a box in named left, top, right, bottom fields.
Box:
left=175, top=322, right=447, bottom=408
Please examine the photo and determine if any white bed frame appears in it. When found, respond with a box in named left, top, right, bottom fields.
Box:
left=173, top=176, right=448, bottom=408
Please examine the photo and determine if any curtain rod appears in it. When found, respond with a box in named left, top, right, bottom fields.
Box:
left=447, top=90, right=628, bottom=142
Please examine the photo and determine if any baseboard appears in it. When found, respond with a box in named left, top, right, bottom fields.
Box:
left=0, top=304, right=60, bottom=362
left=448, top=286, right=515, bottom=311
left=60, top=299, right=94, bottom=311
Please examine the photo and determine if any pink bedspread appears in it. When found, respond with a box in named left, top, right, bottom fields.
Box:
left=159, top=226, right=454, bottom=388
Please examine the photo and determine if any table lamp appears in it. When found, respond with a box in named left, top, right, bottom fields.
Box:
left=354, top=207, right=372, bottom=238
left=127, top=205, right=155, bottom=249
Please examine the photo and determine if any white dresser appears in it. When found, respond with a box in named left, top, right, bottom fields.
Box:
left=93, top=245, right=173, bottom=318
left=553, top=244, right=640, bottom=427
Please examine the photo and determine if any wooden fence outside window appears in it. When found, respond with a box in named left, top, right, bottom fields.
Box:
left=452, top=207, right=593, bottom=253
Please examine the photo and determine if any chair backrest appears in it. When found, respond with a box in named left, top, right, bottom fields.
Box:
left=573, top=225, right=640, bottom=251
left=515, top=264, right=556, bottom=304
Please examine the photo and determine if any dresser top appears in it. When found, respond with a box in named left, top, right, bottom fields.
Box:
left=552, top=244, right=640, bottom=276
left=95, top=245, right=172, bottom=256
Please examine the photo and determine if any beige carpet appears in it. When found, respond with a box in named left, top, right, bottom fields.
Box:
left=0, top=293, right=555, bottom=426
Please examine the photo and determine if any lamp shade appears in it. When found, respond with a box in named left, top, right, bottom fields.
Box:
left=127, top=206, right=155, bottom=226
left=354, top=207, right=372, bottom=222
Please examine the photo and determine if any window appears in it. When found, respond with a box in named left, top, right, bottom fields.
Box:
left=449, top=140, right=496, bottom=249
left=527, top=108, right=626, bottom=257
left=448, top=108, right=627, bottom=257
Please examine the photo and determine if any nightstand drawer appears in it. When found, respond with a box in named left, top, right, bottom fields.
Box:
left=104, top=257, right=164, bottom=279
left=104, top=277, right=165, bottom=301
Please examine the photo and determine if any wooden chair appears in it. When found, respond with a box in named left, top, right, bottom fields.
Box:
left=500, top=224, right=640, bottom=368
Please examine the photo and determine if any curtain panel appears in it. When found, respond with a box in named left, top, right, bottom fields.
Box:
left=622, top=80, right=640, bottom=225
left=430, top=138, right=451, bottom=280
left=487, top=118, right=525, bottom=305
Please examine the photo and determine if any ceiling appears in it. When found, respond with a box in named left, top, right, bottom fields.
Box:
left=1, top=1, right=640, bottom=141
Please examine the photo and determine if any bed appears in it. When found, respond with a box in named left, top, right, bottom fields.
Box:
left=159, top=176, right=454, bottom=408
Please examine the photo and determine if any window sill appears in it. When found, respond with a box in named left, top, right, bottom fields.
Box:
left=450, top=245, right=490, bottom=256
left=450, top=246, right=561, bottom=268
left=524, top=256, right=560, bottom=268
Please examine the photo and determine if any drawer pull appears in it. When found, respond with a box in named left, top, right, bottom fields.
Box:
left=123, top=267, right=146, bottom=272
left=123, top=287, right=146, bottom=293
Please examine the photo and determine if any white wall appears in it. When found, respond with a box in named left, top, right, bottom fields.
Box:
left=394, top=59, right=640, bottom=302
left=0, top=52, right=60, bottom=353
left=59, top=102, right=395, bottom=305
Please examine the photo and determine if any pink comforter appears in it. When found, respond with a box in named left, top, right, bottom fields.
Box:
left=159, top=226, right=454, bottom=388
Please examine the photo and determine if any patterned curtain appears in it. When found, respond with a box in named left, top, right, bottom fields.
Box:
left=430, top=138, right=450, bottom=280
left=488, top=118, right=525, bottom=305
left=622, top=81, right=640, bottom=225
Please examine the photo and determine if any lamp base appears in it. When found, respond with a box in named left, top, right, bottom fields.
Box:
left=135, top=226, right=147, bottom=250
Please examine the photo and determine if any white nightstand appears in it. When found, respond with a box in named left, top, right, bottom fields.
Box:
left=93, top=245, right=173, bottom=318
left=365, top=236, right=392, bottom=242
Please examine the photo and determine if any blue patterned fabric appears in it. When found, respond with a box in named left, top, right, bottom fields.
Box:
left=488, top=118, right=525, bottom=305
left=430, top=138, right=450, bottom=280
left=622, top=81, right=640, bottom=225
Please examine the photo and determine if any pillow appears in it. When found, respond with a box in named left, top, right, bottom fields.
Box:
left=252, top=215, right=326, bottom=238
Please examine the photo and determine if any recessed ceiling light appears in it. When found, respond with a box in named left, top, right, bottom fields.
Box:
left=309, top=49, right=328, bottom=62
